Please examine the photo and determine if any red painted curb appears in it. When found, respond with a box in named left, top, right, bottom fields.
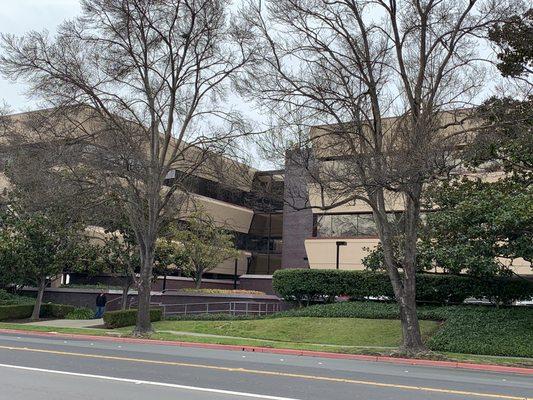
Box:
left=0, top=328, right=531, bottom=376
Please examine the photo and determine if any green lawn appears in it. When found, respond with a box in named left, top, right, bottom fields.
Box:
left=1, top=319, right=532, bottom=367
left=0, top=322, right=110, bottom=336
left=152, top=317, right=440, bottom=348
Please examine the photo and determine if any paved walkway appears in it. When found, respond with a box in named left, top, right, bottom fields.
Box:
left=26, top=319, right=104, bottom=329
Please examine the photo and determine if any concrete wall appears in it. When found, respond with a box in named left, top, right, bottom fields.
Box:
left=20, top=287, right=128, bottom=312
left=208, top=253, right=250, bottom=276
left=303, top=238, right=531, bottom=276
left=190, top=194, right=254, bottom=234
left=305, top=238, right=379, bottom=270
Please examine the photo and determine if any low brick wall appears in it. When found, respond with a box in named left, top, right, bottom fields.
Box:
left=20, top=288, right=129, bottom=312
left=20, top=287, right=288, bottom=316
left=239, top=275, right=275, bottom=295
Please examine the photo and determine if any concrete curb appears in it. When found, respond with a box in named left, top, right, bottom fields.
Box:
left=1, top=328, right=531, bottom=376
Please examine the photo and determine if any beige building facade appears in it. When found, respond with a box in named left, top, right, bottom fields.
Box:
left=1, top=109, right=530, bottom=279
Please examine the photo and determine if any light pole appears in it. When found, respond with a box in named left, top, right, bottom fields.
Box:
left=335, top=241, right=347, bottom=270
left=233, top=258, right=239, bottom=290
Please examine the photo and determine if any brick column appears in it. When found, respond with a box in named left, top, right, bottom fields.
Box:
left=281, top=148, right=314, bottom=269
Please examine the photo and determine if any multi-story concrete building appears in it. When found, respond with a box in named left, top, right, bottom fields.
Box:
left=1, top=109, right=530, bottom=284
left=0, top=109, right=285, bottom=280
left=280, top=120, right=531, bottom=278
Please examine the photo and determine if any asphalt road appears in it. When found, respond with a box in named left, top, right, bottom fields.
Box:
left=0, top=332, right=531, bottom=400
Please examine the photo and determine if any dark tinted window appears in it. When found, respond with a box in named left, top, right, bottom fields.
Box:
left=315, top=213, right=378, bottom=238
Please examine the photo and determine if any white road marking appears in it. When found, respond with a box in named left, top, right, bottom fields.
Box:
left=0, top=363, right=301, bottom=400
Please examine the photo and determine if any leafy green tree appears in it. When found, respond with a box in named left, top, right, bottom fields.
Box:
left=364, top=179, right=532, bottom=277
left=154, top=236, right=189, bottom=279
left=82, top=229, right=186, bottom=311
left=96, top=231, right=140, bottom=310
left=172, top=213, right=239, bottom=288
left=423, top=178, right=532, bottom=276
left=427, top=33, right=531, bottom=277
left=85, top=214, right=187, bottom=310
left=362, top=241, right=434, bottom=274
left=467, top=96, right=532, bottom=183
left=488, top=8, right=532, bottom=77
left=0, top=207, right=100, bottom=320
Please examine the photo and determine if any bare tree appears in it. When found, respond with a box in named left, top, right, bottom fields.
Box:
left=239, top=0, right=522, bottom=353
left=0, top=0, right=254, bottom=334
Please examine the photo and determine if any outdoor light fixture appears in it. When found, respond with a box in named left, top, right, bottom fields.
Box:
left=234, top=258, right=239, bottom=290
left=335, top=241, right=348, bottom=270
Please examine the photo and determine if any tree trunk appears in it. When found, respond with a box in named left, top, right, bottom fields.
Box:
left=397, top=282, right=426, bottom=354
left=194, top=268, right=202, bottom=289
left=121, top=281, right=131, bottom=310
left=373, top=200, right=427, bottom=354
left=30, top=277, right=46, bottom=321
left=134, top=244, right=155, bottom=336
left=398, top=192, right=427, bottom=354
left=387, top=271, right=426, bottom=354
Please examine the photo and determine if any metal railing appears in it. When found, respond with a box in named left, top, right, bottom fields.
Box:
left=127, top=298, right=163, bottom=310
left=104, top=296, right=124, bottom=311
left=159, top=301, right=281, bottom=317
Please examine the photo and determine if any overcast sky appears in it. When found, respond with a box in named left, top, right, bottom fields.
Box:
left=0, top=0, right=81, bottom=112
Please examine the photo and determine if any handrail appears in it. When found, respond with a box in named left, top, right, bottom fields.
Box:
left=104, top=296, right=123, bottom=310
left=161, top=301, right=275, bottom=307
left=159, top=301, right=281, bottom=317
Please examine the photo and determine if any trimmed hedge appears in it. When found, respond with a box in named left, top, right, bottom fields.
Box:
left=273, top=269, right=533, bottom=305
left=41, top=304, right=77, bottom=318
left=0, top=304, right=34, bottom=321
left=277, top=300, right=473, bottom=321
left=0, top=303, right=76, bottom=321
left=278, top=301, right=401, bottom=319
left=103, top=308, right=163, bottom=329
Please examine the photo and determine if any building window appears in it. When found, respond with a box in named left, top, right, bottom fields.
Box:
left=314, top=213, right=378, bottom=238
left=314, top=211, right=429, bottom=238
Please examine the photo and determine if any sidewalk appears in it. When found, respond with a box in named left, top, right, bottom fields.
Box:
left=158, top=330, right=395, bottom=350
left=26, top=319, right=104, bottom=329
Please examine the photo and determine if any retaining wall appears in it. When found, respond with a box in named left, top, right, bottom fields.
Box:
left=20, top=287, right=287, bottom=315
